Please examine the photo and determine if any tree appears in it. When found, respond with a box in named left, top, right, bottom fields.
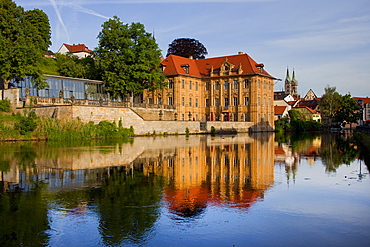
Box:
left=94, top=17, right=165, bottom=99
left=0, top=0, right=51, bottom=90
left=55, top=53, right=100, bottom=80
left=166, top=38, right=208, bottom=59
left=334, top=94, right=360, bottom=128
left=320, top=85, right=342, bottom=126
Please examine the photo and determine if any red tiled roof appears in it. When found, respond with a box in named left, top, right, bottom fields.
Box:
left=294, top=106, right=318, bottom=114
left=161, top=53, right=275, bottom=79
left=64, top=43, right=92, bottom=53
left=354, top=97, right=370, bottom=104
left=274, top=106, right=287, bottom=115
left=161, top=55, right=201, bottom=77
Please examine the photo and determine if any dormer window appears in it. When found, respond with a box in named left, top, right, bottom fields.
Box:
left=181, top=64, right=190, bottom=74
left=161, top=65, right=166, bottom=72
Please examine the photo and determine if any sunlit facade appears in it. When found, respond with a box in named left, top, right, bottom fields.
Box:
left=144, top=53, right=276, bottom=127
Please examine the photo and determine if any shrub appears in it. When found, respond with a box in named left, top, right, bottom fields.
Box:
left=185, top=127, right=190, bottom=136
left=15, top=112, right=38, bottom=135
left=0, top=99, right=11, bottom=112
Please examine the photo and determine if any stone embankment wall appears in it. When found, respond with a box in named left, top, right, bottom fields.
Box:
left=23, top=105, right=257, bottom=135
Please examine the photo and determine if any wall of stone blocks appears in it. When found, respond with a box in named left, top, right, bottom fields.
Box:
left=2, top=88, right=19, bottom=111
left=206, top=121, right=253, bottom=132
left=130, top=107, right=176, bottom=121
left=16, top=105, right=264, bottom=135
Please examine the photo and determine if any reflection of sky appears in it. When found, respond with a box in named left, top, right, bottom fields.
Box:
left=152, top=159, right=370, bottom=247
left=47, top=205, right=103, bottom=246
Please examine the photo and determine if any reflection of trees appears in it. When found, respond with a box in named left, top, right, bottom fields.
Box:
left=91, top=167, right=163, bottom=246
left=321, top=134, right=359, bottom=172
left=0, top=185, right=49, bottom=246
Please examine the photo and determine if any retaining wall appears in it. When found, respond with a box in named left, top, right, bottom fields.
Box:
left=17, top=105, right=268, bottom=135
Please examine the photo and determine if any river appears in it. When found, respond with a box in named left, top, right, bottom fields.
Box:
left=0, top=133, right=369, bottom=246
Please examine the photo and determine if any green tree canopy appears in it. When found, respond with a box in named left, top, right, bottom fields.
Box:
left=320, top=85, right=342, bottom=126
left=334, top=94, right=360, bottom=127
left=166, top=38, right=208, bottom=59
left=55, top=53, right=100, bottom=80
left=0, top=0, right=51, bottom=90
left=94, top=17, right=165, bottom=99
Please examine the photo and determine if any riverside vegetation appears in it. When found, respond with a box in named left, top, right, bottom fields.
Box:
left=0, top=99, right=134, bottom=141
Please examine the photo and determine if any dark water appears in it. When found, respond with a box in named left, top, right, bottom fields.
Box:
left=1, top=133, right=369, bottom=247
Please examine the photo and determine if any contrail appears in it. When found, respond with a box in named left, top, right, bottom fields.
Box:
left=70, top=4, right=110, bottom=19
left=48, top=0, right=70, bottom=42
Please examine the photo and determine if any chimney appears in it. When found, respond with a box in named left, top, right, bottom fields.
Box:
left=189, top=56, right=193, bottom=59
left=238, top=52, right=243, bottom=55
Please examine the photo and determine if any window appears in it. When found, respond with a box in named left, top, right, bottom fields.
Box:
left=258, top=79, right=261, bottom=88
left=168, top=97, right=173, bottom=105
left=215, top=82, right=219, bottom=90
left=158, top=97, right=162, bottom=105
left=182, top=80, right=185, bottom=89
left=264, top=97, right=266, bottom=106
left=206, top=82, right=210, bottom=91
left=196, top=81, right=198, bottom=90
left=206, top=99, right=209, bottom=107
left=224, top=81, right=229, bottom=90
left=233, top=80, right=238, bottom=89
left=224, top=98, right=229, bottom=107
left=258, top=97, right=260, bottom=106
left=183, top=65, right=189, bottom=73
left=168, top=79, right=173, bottom=89
left=195, top=98, right=198, bottom=107
left=189, top=81, right=192, bottom=90
left=189, top=98, right=192, bottom=107
left=244, top=97, right=249, bottom=106
left=215, top=98, right=219, bottom=107
left=244, top=79, right=249, bottom=88
left=182, top=97, right=185, bottom=106
left=234, top=114, right=238, bottom=121
left=182, top=114, right=185, bottom=121
left=245, top=114, right=249, bottom=121
left=233, top=97, right=238, bottom=106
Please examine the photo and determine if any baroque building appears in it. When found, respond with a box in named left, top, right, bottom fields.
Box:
left=143, top=52, right=276, bottom=128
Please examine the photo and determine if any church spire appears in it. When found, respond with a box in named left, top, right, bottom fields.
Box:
left=285, top=67, right=291, bottom=82
left=292, top=69, right=297, bottom=82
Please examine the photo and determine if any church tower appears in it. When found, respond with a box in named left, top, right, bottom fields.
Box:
left=284, top=68, right=298, bottom=97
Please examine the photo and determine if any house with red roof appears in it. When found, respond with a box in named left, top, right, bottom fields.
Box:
left=143, top=52, right=276, bottom=131
left=57, top=43, right=92, bottom=58
left=274, top=106, right=290, bottom=121
left=354, top=97, right=370, bottom=124
left=293, top=106, right=321, bottom=122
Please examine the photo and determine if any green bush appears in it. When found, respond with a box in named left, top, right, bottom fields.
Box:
left=15, top=112, right=38, bottom=135
left=0, top=99, right=11, bottom=112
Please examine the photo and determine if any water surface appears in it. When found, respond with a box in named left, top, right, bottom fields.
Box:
left=1, top=133, right=369, bottom=246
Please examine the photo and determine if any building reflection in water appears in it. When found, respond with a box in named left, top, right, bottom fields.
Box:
left=137, top=133, right=275, bottom=219
left=0, top=134, right=275, bottom=220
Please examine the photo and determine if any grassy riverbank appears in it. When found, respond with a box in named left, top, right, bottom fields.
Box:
left=0, top=111, right=134, bottom=141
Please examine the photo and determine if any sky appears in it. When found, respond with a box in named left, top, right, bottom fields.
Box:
left=14, top=0, right=370, bottom=97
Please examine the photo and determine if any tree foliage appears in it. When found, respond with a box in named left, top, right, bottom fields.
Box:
left=320, top=85, right=342, bottom=126
left=166, top=38, right=208, bottom=59
left=334, top=94, right=360, bottom=127
left=55, top=53, right=100, bottom=80
left=0, top=0, right=51, bottom=89
left=320, top=86, right=360, bottom=127
left=94, top=17, right=165, bottom=99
